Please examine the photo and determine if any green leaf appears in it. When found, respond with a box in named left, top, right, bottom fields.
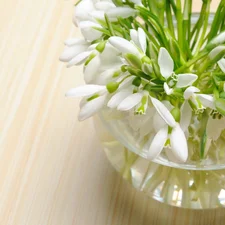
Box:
left=215, top=98, right=225, bottom=115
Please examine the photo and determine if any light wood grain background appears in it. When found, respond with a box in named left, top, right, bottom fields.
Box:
left=1, top=0, right=225, bottom=224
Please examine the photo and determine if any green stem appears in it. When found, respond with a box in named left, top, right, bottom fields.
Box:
left=190, top=2, right=207, bottom=51
left=207, top=0, right=225, bottom=41
left=175, top=51, right=208, bottom=74
left=176, top=0, right=183, bottom=50
left=183, top=0, right=192, bottom=59
left=165, top=1, right=175, bottom=38
left=194, top=0, right=211, bottom=55
left=199, top=110, right=210, bottom=159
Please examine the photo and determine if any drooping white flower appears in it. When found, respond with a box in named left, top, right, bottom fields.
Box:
left=73, top=0, right=136, bottom=26
left=59, top=38, right=90, bottom=63
left=146, top=97, right=188, bottom=162
left=130, top=28, right=147, bottom=53
left=83, top=43, right=123, bottom=84
left=158, top=48, right=198, bottom=95
left=73, top=0, right=95, bottom=25
left=109, top=36, right=142, bottom=57
left=66, top=84, right=108, bottom=120
left=184, top=86, right=215, bottom=111
left=106, top=7, right=136, bottom=21
left=79, top=21, right=102, bottom=42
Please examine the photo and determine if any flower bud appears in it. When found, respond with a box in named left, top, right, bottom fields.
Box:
left=124, top=53, right=142, bottom=69
left=106, top=82, right=119, bottom=93
left=132, top=77, right=142, bottom=87
left=141, top=56, right=151, bottom=64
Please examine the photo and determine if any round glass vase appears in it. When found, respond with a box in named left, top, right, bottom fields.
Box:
left=94, top=107, right=225, bottom=209
left=93, top=13, right=225, bottom=209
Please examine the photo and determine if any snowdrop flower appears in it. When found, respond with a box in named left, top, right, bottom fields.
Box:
left=73, top=0, right=136, bottom=25
left=83, top=43, right=123, bottom=83
left=158, top=48, right=198, bottom=95
left=109, top=36, right=142, bottom=57
left=184, top=86, right=215, bottom=113
left=66, top=84, right=107, bottom=121
left=59, top=38, right=90, bottom=64
left=130, top=28, right=147, bottom=53
left=109, top=28, right=147, bottom=57
left=79, top=21, right=102, bottom=42
left=147, top=97, right=188, bottom=162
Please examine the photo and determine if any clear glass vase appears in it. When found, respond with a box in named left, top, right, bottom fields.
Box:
left=94, top=107, right=225, bottom=209
left=94, top=13, right=225, bottom=209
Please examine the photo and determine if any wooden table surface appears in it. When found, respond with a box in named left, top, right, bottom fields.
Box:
left=1, top=0, right=225, bottom=224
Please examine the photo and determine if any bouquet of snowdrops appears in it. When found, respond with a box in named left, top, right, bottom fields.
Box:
left=60, top=0, right=225, bottom=164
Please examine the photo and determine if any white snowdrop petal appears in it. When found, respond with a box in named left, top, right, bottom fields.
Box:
left=150, top=97, right=176, bottom=127
left=107, top=90, right=131, bottom=108
left=170, top=125, right=188, bottom=162
left=67, top=51, right=91, bottom=67
left=183, top=86, right=200, bottom=99
left=163, top=82, right=173, bottom=95
left=180, top=101, right=192, bottom=132
left=64, top=38, right=87, bottom=46
left=79, top=21, right=102, bottom=41
left=78, top=95, right=106, bottom=121
left=59, top=45, right=88, bottom=62
left=117, top=93, right=143, bottom=111
left=158, top=47, right=174, bottom=79
left=176, top=74, right=198, bottom=88
left=218, top=58, right=225, bottom=73
left=197, top=94, right=215, bottom=109
left=147, top=127, right=168, bottom=160
left=138, top=28, right=147, bottom=53
left=130, top=0, right=143, bottom=5
left=84, top=55, right=101, bottom=83
left=109, top=37, right=140, bottom=56
left=74, top=0, right=95, bottom=23
left=209, top=46, right=225, bottom=59
left=211, top=31, right=225, bottom=45
left=130, top=29, right=139, bottom=47
left=107, top=7, right=135, bottom=19
left=206, top=117, right=225, bottom=140
left=95, top=2, right=115, bottom=11
left=89, top=10, right=105, bottom=20
left=66, top=85, right=106, bottom=97
left=153, top=112, right=167, bottom=132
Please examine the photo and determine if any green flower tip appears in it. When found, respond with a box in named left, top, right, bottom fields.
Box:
left=124, top=53, right=142, bottom=69
left=96, top=41, right=106, bottom=53
left=106, top=82, right=119, bottom=93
